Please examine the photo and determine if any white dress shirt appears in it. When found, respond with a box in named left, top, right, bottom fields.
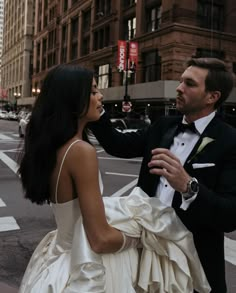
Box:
left=155, top=111, right=216, bottom=209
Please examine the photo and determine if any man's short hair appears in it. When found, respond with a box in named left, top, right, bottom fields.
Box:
left=186, top=58, right=235, bottom=108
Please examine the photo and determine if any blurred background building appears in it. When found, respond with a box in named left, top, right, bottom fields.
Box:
left=0, top=0, right=7, bottom=108
left=1, top=0, right=34, bottom=109
left=1, top=0, right=236, bottom=121
left=0, top=0, right=4, bottom=85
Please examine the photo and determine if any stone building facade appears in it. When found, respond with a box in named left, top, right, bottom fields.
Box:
left=1, top=0, right=34, bottom=106
left=10, top=0, right=236, bottom=116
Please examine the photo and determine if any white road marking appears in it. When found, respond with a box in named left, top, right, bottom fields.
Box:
left=0, top=152, right=19, bottom=174
left=0, top=216, right=20, bottom=232
left=96, top=149, right=104, bottom=153
left=0, top=148, right=22, bottom=152
left=0, top=198, right=6, bottom=207
left=106, top=172, right=138, bottom=178
left=0, top=134, right=12, bottom=140
left=98, top=156, right=142, bottom=162
left=110, top=178, right=138, bottom=197
left=224, top=237, right=236, bottom=266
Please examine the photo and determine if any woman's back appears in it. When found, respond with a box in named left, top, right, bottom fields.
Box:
left=50, top=139, right=83, bottom=249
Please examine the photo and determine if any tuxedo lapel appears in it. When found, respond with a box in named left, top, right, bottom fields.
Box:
left=184, top=116, right=219, bottom=168
left=158, top=124, right=179, bottom=149
left=141, top=118, right=181, bottom=197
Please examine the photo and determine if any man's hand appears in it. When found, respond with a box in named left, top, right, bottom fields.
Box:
left=148, top=148, right=191, bottom=193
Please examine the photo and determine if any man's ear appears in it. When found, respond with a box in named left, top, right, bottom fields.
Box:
left=207, top=91, right=221, bottom=105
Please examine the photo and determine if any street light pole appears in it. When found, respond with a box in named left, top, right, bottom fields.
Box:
left=124, top=41, right=130, bottom=102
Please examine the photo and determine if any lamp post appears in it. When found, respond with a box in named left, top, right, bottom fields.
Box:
left=124, top=41, right=130, bottom=103
left=32, top=88, right=41, bottom=97
left=14, top=92, right=21, bottom=111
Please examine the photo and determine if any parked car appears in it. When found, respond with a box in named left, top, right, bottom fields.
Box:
left=88, top=117, right=150, bottom=145
left=8, top=111, right=18, bottom=121
left=110, top=118, right=128, bottom=130
left=19, top=112, right=31, bottom=137
left=0, top=110, right=8, bottom=119
left=111, top=118, right=149, bottom=132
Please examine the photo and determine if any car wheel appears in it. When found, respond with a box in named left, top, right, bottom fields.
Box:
left=19, top=126, right=24, bottom=138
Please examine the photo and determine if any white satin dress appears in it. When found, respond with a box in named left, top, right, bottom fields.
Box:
left=19, top=140, right=211, bottom=293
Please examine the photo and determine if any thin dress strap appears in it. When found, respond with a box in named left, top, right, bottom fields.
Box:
left=55, top=139, right=81, bottom=203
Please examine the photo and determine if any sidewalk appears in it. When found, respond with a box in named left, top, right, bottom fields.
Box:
left=0, top=282, right=18, bottom=293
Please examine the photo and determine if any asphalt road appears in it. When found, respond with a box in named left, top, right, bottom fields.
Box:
left=0, top=119, right=235, bottom=292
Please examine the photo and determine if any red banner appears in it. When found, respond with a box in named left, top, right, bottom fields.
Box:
left=117, top=40, right=127, bottom=72
left=0, top=88, right=8, bottom=99
left=129, top=41, right=138, bottom=71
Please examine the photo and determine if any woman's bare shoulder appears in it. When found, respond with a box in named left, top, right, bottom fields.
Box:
left=65, top=139, right=97, bottom=165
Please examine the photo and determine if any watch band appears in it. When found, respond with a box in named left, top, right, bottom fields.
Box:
left=181, top=177, right=199, bottom=199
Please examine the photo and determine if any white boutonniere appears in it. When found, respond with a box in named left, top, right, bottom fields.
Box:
left=188, top=137, right=215, bottom=163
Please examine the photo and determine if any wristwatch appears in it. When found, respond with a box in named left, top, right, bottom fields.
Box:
left=182, top=177, right=199, bottom=199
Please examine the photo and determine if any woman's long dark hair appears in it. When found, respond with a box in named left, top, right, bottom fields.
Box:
left=19, top=65, right=94, bottom=204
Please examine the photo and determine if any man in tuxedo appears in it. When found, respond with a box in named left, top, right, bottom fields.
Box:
left=90, top=58, right=236, bottom=292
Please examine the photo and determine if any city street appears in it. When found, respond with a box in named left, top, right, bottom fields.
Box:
left=0, top=119, right=235, bottom=292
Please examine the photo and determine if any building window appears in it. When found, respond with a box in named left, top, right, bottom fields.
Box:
left=123, top=0, right=137, bottom=8
left=63, top=0, right=68, bottom=12
left=124, top=17, right=136, bottom=40
left=194, top=48, right=225, bottom=59
left=44, top=13, right=48, bottom=28
left=42, top=38, right=47, bottom=70
left=81, top=10, right=91, bottom=56
left=70, top=17, right=78, bottom=60
left=82, top=36, right=90, bottom=56
left=197, top=0, right=223, bottom=31
left=48, top=30, right=56, bottom=50
left=95, top=0, right=111, bottom=19
left=96, top=64, right=111, bottom=89
left=49, top=6, right=56, bottom=22
left=36, top=42, right=40, bottom=73
left=47, top=52, right=56, bottom=68
left=61, top=24, right=68, bottom=63
left=233, top=63, right=236, bottom=75
left=83, top=9, right=91, bottom=33
left=143, top=51, right=161, bottom=82
left=93, top=26, right=110, bottom=51
left=146, top=5, right=162, bottom=32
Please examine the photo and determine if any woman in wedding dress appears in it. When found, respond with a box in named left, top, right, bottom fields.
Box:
left=18, top=64, right=210, bottom=293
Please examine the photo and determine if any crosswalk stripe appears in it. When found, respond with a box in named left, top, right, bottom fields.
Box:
left=0, top=134, right=12, bottom=140
left=225, top=237, right=236, bottom=265
left=106, top=172, right=138, bottom=178
left=110, top=178, right=138, bottom=197
left=0, top=152, right=19, bottom=174
left=0, top=198, right=6, bottom=207
left=0, top=216, right=20, bottom=232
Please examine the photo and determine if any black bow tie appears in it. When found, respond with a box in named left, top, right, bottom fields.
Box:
left=176, top=122, right=197, bottom=135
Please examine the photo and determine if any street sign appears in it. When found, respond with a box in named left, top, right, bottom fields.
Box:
left=122, top=101, right=132, bottom=112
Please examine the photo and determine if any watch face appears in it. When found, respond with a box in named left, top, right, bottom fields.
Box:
left=190, top=181, right=199, bottom=193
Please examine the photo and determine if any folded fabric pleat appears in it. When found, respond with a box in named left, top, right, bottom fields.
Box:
left=19, top=187, right=211, bottom=293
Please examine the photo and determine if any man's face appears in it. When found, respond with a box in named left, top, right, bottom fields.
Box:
left=176, top=66, right=211, bottom=117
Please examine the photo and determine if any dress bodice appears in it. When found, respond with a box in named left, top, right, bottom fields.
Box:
left=51, top=139, right=104, bottom=251
left=51, top=200, right=80, bottom=250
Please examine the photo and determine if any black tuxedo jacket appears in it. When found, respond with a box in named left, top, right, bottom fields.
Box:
left=90, top=113, right=236, bottom=293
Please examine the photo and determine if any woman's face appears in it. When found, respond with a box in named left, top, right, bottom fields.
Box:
left=86, top=78, right=103, bottom=122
